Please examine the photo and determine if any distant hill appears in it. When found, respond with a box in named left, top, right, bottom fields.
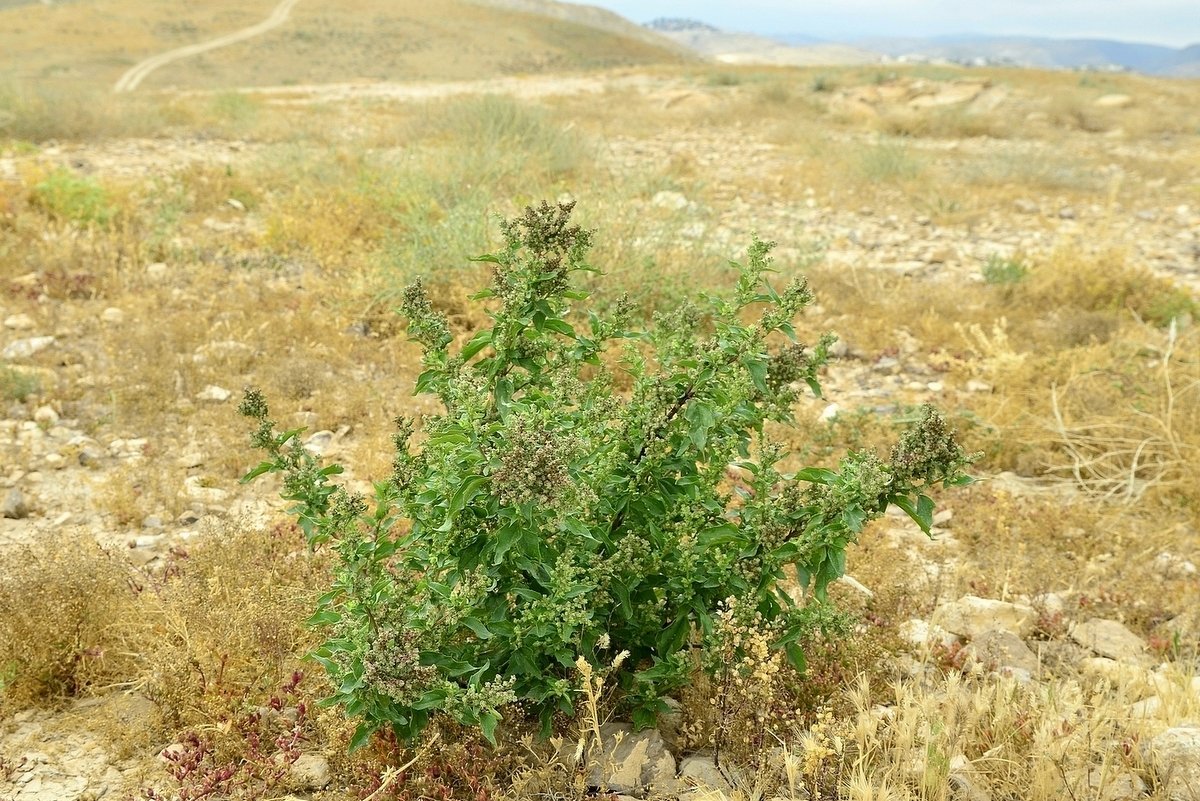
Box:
left=648, top=18, right=1199, bottom=76
left=851, top=35, right=1200, bottom=76
left=646, top=17, right=880, bottom=67
left=0, top=0, right=692, bottom=89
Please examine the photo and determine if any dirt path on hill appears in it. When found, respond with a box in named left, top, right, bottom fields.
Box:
left=113, top=0, right=301, bottom=93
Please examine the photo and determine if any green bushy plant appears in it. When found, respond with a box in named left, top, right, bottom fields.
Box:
left=981, top=254, right=1029, bottom=286
left=29, top=168, right=116, bottom=227
left=240, top=201, right=974, bottom=749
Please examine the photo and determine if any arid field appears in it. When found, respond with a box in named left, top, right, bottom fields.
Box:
left=1, top=2, right=1199, bottom=800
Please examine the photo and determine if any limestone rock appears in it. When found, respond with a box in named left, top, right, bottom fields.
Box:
left=1070, top=618, right=1148, bottom=663
left=1146, top=724, right=1200, bottom=801
left=2, top=336, right=56, bottom=361
left=4, top=313, right=35, bottom=330
left=195, top=385, right=232, bottom=403
left=2, top=486, right=30, bottom=519
left=288, top=753, right=330, bottom=791
left=962, top=629, right=1040, bottom=675
left=679, top=754, right=735, bottom=792
left=931, top=596, right=1036, bottom=639
left=585, top=724, right=678, bottom=796
left=1094, top=94, right=1134, bottom=109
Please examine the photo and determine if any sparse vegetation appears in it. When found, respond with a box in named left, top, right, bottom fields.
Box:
left=0, top=32, right=1198, bottom=801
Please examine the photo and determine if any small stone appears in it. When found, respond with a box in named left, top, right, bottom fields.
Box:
left=177, top=509, right=202, bottom=525
left=1126, top=696, right=1162, bottom=719
left=43, top=452, right=65, bottom=470
left=2, top=335, right=56, bottom=360
left=2, top=486, right=29, bottom=519
left=4, top=312, right=35, bottom=329
left=33, top=405, right=59, bottom=425
left=146, top=262, right=168, bottom=278
left=926, top=247, right=954, bottom=265
left=679, top=754, right=735, bottom=791
left=1070, top=618, right=1148, bottom=663
left=927, top=380, right=944, bottom=392
left=651, top=190, right=689, bottom=211
left=176, top=451, right=205, bottom=469
left=1153, top=551, right=1198, bottom=580
left=289, top=753, right=330, bottom=791
left=1093, top=93, right=1134, bottom=109
left=965, top=379, right=992, bottom=393
left=1058, top=206, right=1077, bottom=220
left=1013, top=199, right=1038, bottom=214
left=142, top=515, right=164, bottom=530
left=819, top=403, right=840, bottom=423
left=226, top=198, right=246, bottom=212
left=931, top=595, right=1037, bottom=639
left=196, top=385, right=232, bottom=403
left=159, top=742, right=186, bottom=763
left=100, top=307, right=125, bottom=324
left=899, top=619, right=958, bottom=650
left=874, top=356, right=900, bottom=373
left=303, top=430, right=335, bottom=456
left=78, top=446, right=104, bottom=467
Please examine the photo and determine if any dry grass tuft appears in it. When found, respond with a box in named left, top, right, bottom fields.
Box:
left=0, top=531, right=139, bottom=711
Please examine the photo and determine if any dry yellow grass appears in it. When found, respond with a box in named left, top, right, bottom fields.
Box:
left=1, top=53, right=1198, bottom=801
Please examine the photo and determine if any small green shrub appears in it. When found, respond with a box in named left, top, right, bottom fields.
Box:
left=981, top=254, right=1029, bottom=286
left=29, top=168, right=116, bottom=227
left=0, top=363, right=39, bottom=401
left=240, top=201, right=974, bottom=748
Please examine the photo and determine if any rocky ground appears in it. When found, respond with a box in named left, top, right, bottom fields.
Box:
left=1, top=69, right=1199, bottom=800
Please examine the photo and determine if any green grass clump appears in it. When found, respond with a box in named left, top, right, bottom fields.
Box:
left=0, top=363, right=39, bottom=401
left=29, top=168, right=117, bottom=226
left=981, top=254, right=1029, bottom=286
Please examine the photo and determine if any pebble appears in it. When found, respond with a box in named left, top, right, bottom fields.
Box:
left=2, top=335, right=56, bottom=360
left=1152, top=551, right=1197, bottom=579
left=195, top=385, right=233, bottom=403
left=2, top=486, right=30, bottom=519
left=78, top=446, right=104, bottom=467
left=100, top=307, right=125, bottom=324
left=145, top=262, right=168, bottom=278
left=4, top=312, right=35, bottom=329
left=33, top=405, right=59, bottom=425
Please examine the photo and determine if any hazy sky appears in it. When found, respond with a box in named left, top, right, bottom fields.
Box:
left=568, top=1, right=1199, bottom=47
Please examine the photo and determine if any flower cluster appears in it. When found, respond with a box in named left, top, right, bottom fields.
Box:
left=891, top=404, right=975, bottom=485
left=488, top=413, right=574, bottom=508
left=362, top=627, right=439, bottom=707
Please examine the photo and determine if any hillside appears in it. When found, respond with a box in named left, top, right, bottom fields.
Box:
left=0, top=0, right=691, bottom=90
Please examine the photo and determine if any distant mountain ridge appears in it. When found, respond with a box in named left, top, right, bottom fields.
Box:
left=648, top=17, right=1200, bottom=76
left=850, top=35, right=1200, bottom=76
left=645, top=17, right=880, bottom=67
